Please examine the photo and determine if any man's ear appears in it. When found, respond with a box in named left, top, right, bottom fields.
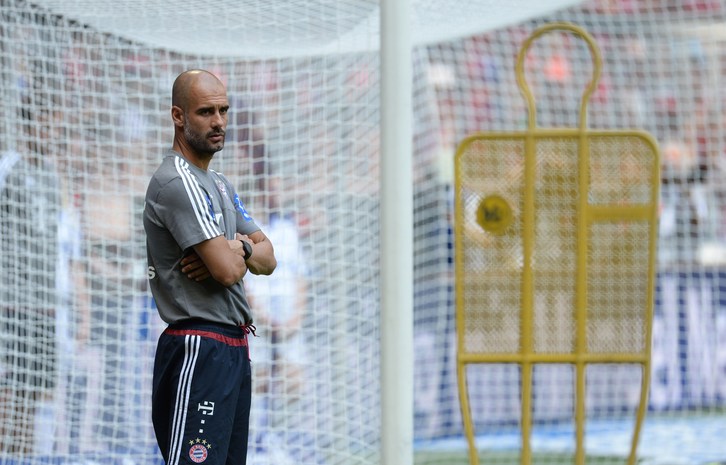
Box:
left=171, top=105, right=185, bottom=127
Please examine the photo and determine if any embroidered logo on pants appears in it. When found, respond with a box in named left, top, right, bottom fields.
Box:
left=188, top=438, right=212, bottom=463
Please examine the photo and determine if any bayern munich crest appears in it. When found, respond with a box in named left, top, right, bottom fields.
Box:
left=215, top=179, right=229, bottom=200
left=189, top=443, right=209, bottom=463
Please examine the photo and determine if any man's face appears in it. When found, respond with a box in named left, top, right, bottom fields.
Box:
left=181, top=79, right=229, bottom=157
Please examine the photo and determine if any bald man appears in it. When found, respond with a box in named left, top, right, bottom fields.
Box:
left=144, top=69, right=276, bottom=465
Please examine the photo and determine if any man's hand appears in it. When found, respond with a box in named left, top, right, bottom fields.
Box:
left=181, top=251, right=212, bottom=281
left=183, top=237, right=252, bottom=282
left=234, top=233, right=252, bottom=246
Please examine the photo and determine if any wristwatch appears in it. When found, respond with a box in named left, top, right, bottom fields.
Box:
left=240, top=240, right=253, bottom=261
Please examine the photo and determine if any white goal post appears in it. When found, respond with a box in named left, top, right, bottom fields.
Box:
left=380, top=0, right=413, bottom=464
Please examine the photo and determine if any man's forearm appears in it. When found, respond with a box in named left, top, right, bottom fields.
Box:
left=245, top=238, right=276, bottom=275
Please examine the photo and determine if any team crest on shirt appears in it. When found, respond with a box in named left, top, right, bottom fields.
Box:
left=215, top=179, right=229, bottom=201
left=188, top=438, right=212, bottom=463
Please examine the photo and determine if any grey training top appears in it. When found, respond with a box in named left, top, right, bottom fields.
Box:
left=144, top=150, right=260, bottom=326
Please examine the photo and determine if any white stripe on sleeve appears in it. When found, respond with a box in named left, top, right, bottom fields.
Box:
left=174, top=156, right=220, bottom=240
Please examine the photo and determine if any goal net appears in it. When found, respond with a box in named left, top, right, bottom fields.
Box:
left=0, top=1, right=724, bottom=464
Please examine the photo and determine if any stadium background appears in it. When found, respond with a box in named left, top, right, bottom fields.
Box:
left=1, top=0, right=725, bottom=463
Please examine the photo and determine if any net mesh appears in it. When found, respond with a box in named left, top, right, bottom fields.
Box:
left=0, top=0, right=725, bottom=464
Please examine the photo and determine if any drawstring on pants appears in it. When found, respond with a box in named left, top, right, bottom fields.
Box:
left=240, top=323, right=257, bottom=337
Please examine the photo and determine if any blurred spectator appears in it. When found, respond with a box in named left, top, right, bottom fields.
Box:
left=81, top=132, right=148, bottom=453
left=44, top=113, right=93, bottom=456
left=0, top=100, right=61, bottom=455
left=50, top=185, right=92, bottom=455
left=245, top=173, right=310, bottom=464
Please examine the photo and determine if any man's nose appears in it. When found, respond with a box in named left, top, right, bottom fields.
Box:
left=211, top=111, right=226, bottom=128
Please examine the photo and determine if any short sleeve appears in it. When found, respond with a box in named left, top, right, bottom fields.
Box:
left=213, top=173, right=260, bottom=236
left=153, top=176, right=223, bottom=250
left=233, top=191, right=260, bottom=236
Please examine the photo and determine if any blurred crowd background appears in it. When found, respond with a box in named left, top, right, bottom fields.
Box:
left=1, top=0, right=725, bottom=463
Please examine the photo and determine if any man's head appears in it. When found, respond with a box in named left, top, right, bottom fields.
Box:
left=171, top=69, right=229, bottom=162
